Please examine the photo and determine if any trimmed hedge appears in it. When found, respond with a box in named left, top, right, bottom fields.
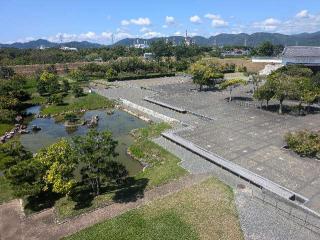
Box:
left=107, top=72, right=175, bottom=82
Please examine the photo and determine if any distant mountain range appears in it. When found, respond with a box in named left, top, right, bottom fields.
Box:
left=1, top=31, right=320, bottom=49
left=0, top=39, right=103, bottom=49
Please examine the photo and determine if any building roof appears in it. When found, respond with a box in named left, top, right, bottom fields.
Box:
left=282, top=46, right=320, bottom=57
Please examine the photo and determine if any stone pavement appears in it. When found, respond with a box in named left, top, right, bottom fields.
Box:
left=154, top=136, right=320, bottom=239
left=93, top=76, right=320, bottom=214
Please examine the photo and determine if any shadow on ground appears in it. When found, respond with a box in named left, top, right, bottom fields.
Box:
left=113, top=177, right=149, bottom=203
left=67, top=177, right=149, bottom=211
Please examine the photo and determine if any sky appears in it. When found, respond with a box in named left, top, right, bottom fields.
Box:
left=1, top=0, right=320, bottom=44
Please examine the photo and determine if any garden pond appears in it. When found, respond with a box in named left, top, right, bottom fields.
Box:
left=20, top=106, right=147, bottom=175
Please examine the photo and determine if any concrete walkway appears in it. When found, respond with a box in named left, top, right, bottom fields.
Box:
left=0, top=174, right=208, bottom=240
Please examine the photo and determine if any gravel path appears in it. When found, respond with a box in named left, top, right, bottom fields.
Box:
left=0, top=174, right=209, bottom=240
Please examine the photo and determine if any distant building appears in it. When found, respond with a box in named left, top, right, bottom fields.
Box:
left=94, top=57, right=103, bottom=62
left=133, top=39, right=149, bottom=49
left=143, top=52, right=154, bottom=60
left=222, top=49, right=249, bottom=57
left=60, top=46, right=78, bottom=51
left=39, top=45, right=49, bottom=50
left=282, top=46, right=320, bottom=66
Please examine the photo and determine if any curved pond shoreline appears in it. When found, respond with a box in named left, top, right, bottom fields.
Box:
left=20, top=106, right=147, bottom=176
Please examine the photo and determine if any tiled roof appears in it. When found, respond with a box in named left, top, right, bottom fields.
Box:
left=282, top=46, right=320, bottom=57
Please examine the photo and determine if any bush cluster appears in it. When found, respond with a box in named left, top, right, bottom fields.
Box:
left=285, top=130, right=320, bottom=159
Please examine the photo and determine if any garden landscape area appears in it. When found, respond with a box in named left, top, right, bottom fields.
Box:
left=1, top=1, right=320, bottom=239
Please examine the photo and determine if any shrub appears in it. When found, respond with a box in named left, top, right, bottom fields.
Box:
left=72, top=85, right=84, bottom=98
left=47, top=93, right=64, bottom=105
left=285, top=130, right=320, bottom=159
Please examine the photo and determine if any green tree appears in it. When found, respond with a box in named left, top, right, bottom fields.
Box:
left=0, top=141, right=45, bottom=197
left=47, top=93, right=64, bottom=105
left=0, top=66, right=15, bottom=79
left=62, top=79, right=71, bottom=93
left=69, top=70, right=88, bottom=82
left=257, top=41, right=274, bottom=56
left=37, top=71, right=60, bottom=95
left=150, top=40, right=174, bottom=62
left=5, top=159, right=46, bottom=197
left=72, top=130, right=127, bottom=196
left=0, top=141, right=33, bottom=172
left=219, top=78, right=247, bottom=102
left=35, top=139, right=77, bottom=195
left=72, top=85, right=84, bottom=98
left=253, top=83, right=275, bottom=108
left=190, top=61, right=224, bottom=91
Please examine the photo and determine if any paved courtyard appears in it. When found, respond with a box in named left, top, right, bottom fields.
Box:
left=93, top=76, right=320, bottom=214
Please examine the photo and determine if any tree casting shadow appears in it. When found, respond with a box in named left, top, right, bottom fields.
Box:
left=113, top=177, right=149, bottom=203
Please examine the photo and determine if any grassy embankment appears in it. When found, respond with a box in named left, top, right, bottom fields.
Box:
left=65, top=177, right=244, bottom=240
left=0, top=176, right=15, bottom=204
left=41, top=92, right=114, bottom=116
left=55, top=122, right=187, bottom=219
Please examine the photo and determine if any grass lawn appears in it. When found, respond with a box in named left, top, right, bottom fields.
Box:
left=0, top=176, right=15, bottom=204
left=65, top=178, right=244, bottom=240
left=55, top=123, right=187, bottom=220
left=41, top=93, right=114, bottom=115
left=0, top=123, right=13, bottom=136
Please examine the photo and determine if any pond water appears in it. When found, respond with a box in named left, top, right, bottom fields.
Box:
left=20, top=107, right=147, bottom=175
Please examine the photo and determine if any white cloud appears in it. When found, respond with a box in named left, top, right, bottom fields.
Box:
left=204, top=14, right=220, bottom=20
left=204, top=13, right=228, bottom=27
left=190, top=15, right=202, bottom=24
left=121, top=20, right=130, bottom=26
left=174, top=31, right=183, bottom=36
left=296, top=10, right=310, bottom=19
left=142, top=31, right=162, bottom=38
left=140, top=27, right=150, bottom=33
left=101, top=32, right=113, bottom=39
left=162, top=25, right=168, bottom=29
left=79, top=31, right=97, bottom=40
left=121, top=17, right=151, bottom=26
left=252, top=18, right=281, bottom=31
left=165, top=16, right=175, bottom=25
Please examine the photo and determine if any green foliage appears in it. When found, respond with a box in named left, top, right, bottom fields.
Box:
left=258, top=65, right=319, bottom=114
left=47, top=93, right=64, bottom=105
left=5, top=158, right=46, bottom=197
left=129, top=123, right=186, bottom=188
left=41, top=93, right=114, bottom=115
left=35, top=139, right=77, bottom=195
left=64, top=113, right=78, bottom=123
left=37, top=71, right=60, bottom=95
left=69, top=69, right=88, bottom=82
left=220, top=78, right=247, bottom=101
left=285, top=131, right=320, bottom=159
left=72, top=85, right=84, bottom=97
left=62, top=79, right=71, bottom=93
left=0, top=141, right=45, bottom=197
left=190, top=60, right=224, bottom=90
left=0, top=176, right=15, bottom=204
left=253, top=41, right=284, bottom=56
left=219, top=78, right=247, bottom=89
left=253, top=83, right=274, bottom=107
left=0, top=66, right=15, bottom=79
left=0, top=141, right=33, bottom=171
left=132, top=122, right=172, bottom=139
left=72, top=130, right=127, bottom=195
left=150, top=40, right=174, bottom=60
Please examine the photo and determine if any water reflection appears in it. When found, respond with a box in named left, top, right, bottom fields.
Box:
left=20, top=108, right=146, bottom=175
